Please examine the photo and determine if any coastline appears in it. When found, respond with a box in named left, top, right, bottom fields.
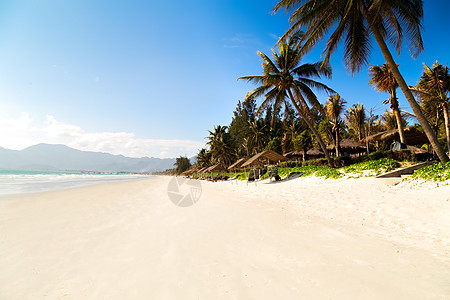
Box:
left=0, top=176, right=449, bottom=299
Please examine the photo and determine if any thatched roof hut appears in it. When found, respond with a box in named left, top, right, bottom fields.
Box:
left=180, top=167, right=198, bottom=176
left=327, top=139, right=366, bottom=154
left=365, top=127, right=429, bottom=145
left=241, top=150, right=287, bottom=168
left=406, top=145, right=429, bottom=154
left=284, top=149, right=325, bottom=160
left=227, top=157, right=248, bottom=170
left=204, top=164, right=226, bottom=173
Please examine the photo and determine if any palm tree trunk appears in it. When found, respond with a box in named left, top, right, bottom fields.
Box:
left=392, top=106, right=407, bottom=144
left=443, top=103, right=450, bottom=152
left=287, top=89, right=335, bottom=167
left=335, top=126, right=340, bottom=156
left=365, top=11, right=449, bottom=162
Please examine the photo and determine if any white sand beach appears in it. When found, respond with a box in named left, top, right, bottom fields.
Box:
left=0, top=176, right=449, bottom=299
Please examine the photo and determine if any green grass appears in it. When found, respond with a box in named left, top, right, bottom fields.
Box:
left=411, top=162, right=450, bottom=182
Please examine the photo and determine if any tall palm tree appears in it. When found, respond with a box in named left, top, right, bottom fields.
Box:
left=369, top=63, right=406, bottom=144
left=345, top=102, right=366, bottom=141
left=238, top=31, right=336, bottom=167
left=413, top=61, right=450, bottom=151
left=325, top=94, right=346, bottom=156
left=273, top=0, right=449, bottom=162
left=206, top=125, right=233, bottom=166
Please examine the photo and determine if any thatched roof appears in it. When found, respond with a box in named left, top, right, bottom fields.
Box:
left=204, top=164, right=226, bottom=173
left=327, top=139, right=365, bottom=150
left=241, top=150, right=287, bottom=168
left=365, top=127, right=429, bottom=145
left=181, top=167, right=198, bottom=175
left=284, top=149, right=324, bottom=158
left=227, top=157, right=249, bottom=170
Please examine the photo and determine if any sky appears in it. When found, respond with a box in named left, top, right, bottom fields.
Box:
left=0, top=0, right=449, bottom=158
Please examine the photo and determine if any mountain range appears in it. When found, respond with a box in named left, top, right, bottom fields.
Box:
left=0, top=144, right=177, bottom=173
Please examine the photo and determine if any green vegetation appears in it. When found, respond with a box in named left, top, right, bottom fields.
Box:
left=341, top=158, right=399, bottom=177
left=411, top=162, right=450, bottom=182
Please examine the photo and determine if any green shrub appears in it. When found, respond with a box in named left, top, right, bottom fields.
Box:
left=411, top=162, right=450, bottom=182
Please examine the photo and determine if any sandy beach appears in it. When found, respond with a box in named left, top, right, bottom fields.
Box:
left=0, top=176, right=449, bottom=299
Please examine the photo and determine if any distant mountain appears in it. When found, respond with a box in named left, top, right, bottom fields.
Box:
left=0, top=144, right=176, bottom=172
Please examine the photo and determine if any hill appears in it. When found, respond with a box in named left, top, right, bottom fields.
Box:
left=0, top=144, right=176, bottom=172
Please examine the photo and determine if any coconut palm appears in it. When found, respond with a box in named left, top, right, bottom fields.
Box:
left=247, top=120, right=267, bottom=154
left=273, top=0, right=449, bottom=162
left=412, top=61, right=450, bottom=151
left=196, top=148, right=211, bottom=168
left=346, top=103, right=366, bottom=141
left=325, top=94, right=346, bottom=156
left=238, top=30, right=336, bottom=167
left=206, top=125, right=233, bottom=166
left=369, top=63, right=407, bottom=144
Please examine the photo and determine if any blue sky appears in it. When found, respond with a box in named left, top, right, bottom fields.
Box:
left=0, top=0, right=449, bottom=158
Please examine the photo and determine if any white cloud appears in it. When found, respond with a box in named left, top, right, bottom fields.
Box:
left=0, top=113, right=205, bottom=158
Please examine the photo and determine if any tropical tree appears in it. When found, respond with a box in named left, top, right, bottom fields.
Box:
left=325, top=94, right=346, bottom=156
left=247, top=120, right=268, bottom=154
left=238, top=30, right=336, bottom=167
left=345, top=102, right=366, bottom=141
left=195, top=148, right=211, bottom=169
left=206, top=125, right=233, bottom=166
left=381, top=109, right=408, bottom=130
left=273, top=0, right=449, bottom=162
left=369, top=63, right=406, bottom=144
left=412, top=61, right=450, bottom=151
left=293, top=130, right=313, bottom=161
left=174, top=156, right=191, bottom=174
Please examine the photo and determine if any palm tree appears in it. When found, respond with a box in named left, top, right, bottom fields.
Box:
left=196, top=148, right=211, bottom=168
left=325, top=94, right=346, bottom=156
left=412, top=61, right=450, bottom=151
left=247, top=120, right=267, bottom=154
left=346, top=102, right=366, bottom=141
left=238, top=30, right=336, bottom=167
left=206, top=125, right=233, bottom=166
left=273, top=0, right=449, bottom=162
left=369, top=64, right=406, bottom=144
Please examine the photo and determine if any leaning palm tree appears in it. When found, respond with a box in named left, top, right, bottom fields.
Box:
left=412, top=61, right=450, bottom=151
left=369, top=64, right=407, bottom=144
left=345, top=102, right=366, bottom=142
left=325, top=94, right=346, bottom=156
left=238, top=30, right=336, bottom=167
left=273, top=0, right=449, bottom=162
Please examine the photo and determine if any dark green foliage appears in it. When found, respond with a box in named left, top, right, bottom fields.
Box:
left=174, top=156, right=191, bottom=174
left=265, top=136, right=282, bottom=153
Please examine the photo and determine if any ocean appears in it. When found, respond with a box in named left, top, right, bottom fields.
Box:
left=0, top=170, right=151, bottom=196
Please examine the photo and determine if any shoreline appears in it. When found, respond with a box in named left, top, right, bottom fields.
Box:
left=1, top=176, right=449, bottom=299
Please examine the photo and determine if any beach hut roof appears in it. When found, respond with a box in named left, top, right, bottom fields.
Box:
left=327, top=139, right=365, bottom=150
left=227, top=157, right=249, bottom=170
left=284, top=149, right=324, bottom=158
left=204, top=164, right=226, bottom=173
left=364, top=127, right=429, bottom=145
left=241, top=150, right=287, bottom=168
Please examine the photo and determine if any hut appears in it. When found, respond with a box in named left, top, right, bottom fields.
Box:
left=227, top=157, right=249, bottom=171
left=284, top=149, right=325, bottom=161
left=365, top=127, right=429, bottom=146
left=241, top=150, right=287, bottom=168
left=327, top=139, right=366, bottom=156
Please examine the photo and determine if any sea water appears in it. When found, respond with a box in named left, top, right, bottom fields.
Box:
left=0, top=170, right=151, bottom=196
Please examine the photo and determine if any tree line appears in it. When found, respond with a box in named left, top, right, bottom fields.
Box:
left=175, top=0, right=449, bottom=173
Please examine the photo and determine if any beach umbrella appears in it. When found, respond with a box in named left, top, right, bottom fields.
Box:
left=241, top=150, right=287, bottom=168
